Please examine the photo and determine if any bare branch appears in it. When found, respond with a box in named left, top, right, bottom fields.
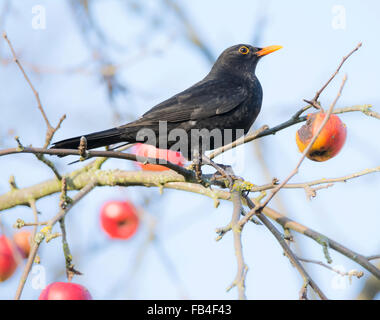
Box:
left=2, top=32, right=66, bottom=147
left=225, top=190, right=248, bottom=299
left=296, top=256, right=364, bottom=279
left=2, top=32, right=52, bottom=129
left=209, top=125, right=268, bottom=159
left=367, top=255, right=380, bottom=261
left=59, top=217, right=82, bottom=281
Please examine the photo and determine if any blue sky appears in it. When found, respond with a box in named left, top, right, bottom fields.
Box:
left=0, top=0, right=379, bottom=299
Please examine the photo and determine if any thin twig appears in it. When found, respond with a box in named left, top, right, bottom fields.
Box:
left=2, top=32, right=52, bottom=129
left=28, top=199, right=40, bottom=246
left=2, top=32, right=66, bottom=147
left=209, top=125, right=268, bottom=159
left=14, top=220, right=47, bottom=228
left=367, top=255, right=380, bottom=261
left=225, top=190, right=247, bottom=299
left=312, top=43, right=362, bottom=104
left=58, top=177, right=81, bottom=280
left=299, top=280, right=309, bottom=300
left=35, top=153, right=62, bottom=180
left=296, top=256, right=364, bottom=279
left=59, top=217, right=82, bottom=281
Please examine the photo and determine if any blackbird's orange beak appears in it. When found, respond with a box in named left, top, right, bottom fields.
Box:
left=256, top=45, right=283, bottom=57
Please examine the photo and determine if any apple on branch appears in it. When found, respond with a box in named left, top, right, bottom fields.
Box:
left=296, top=112, right=347, bottom=162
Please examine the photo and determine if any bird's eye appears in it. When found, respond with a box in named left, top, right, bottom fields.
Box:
left=238, top=46, right=249, bottom=55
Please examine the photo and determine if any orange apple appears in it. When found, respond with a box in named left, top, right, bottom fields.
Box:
left=296, top=112, right=347, bottom=162
left=134, top=143, right=186, bottom=171
left=13, top=230, right=32, bottom=259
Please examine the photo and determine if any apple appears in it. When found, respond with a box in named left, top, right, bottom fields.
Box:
left=296, top=112, right=347, bottom=162
left=0, top=235, right=18, bottom=282
left=13, top=230, right=32, bottom=259
left=100, top=201, right=139, bottom=239
left=134, top=143, right=186, bottom=171
left=39, top=282, right=92, bottom=300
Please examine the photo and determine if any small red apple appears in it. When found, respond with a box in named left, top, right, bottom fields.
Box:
left=134, top=143, right=186, bottom=171
left=0, top=235, right=18, bottom=282
left=296, top=112, right=347, bottom=162
left=13, top=230, right=32, bottom=259
left=39, top=282, right=92, bottom=300
left=100, top=201, right=139, bottom=239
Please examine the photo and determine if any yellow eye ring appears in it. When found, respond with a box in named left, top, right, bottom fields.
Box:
left=238, top=46, right=249, bottom=55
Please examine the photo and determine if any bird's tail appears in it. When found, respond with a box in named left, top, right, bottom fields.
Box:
left=51, top=127, right=125, bottom=151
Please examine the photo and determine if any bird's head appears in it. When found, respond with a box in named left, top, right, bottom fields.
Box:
left=210, top=44, right=282, bottom=78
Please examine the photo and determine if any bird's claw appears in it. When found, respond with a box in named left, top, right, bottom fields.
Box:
left=189, top=159, right=209, bottom=188
left=210, top=170, right=241, bottom=191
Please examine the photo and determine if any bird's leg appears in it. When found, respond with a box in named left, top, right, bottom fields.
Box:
left=201, top=155, right=238, bottom=190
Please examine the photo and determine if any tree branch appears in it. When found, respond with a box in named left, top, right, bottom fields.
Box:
left=2, top=32, right=66, bottom=147
left=225, top=190, right=248, bottom=299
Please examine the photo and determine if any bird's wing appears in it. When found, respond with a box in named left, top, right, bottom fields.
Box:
left=138, top=79, right=247, bottom=123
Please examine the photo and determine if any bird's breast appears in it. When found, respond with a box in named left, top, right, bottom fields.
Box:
left=232, top=81, right=263, bottom=133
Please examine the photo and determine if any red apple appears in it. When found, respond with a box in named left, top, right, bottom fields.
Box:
left=296, top=112, right=347, bottom=162
left=134, top=143, right=186, bottom=171
left=39, top=282, right=92, bottom=300
left=100, top=201, right=139, bottom=239
left=13, top=230, right=32, bottom=259
left=0, top=235, right=18, bottom=282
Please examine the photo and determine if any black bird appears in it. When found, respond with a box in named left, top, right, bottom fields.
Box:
left=52, top=44, right=282, bottom=160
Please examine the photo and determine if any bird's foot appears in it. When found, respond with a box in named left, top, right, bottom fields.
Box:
left=201, top=156, right=241, bottom=191
left=210, top=169, right=242, bottom=190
